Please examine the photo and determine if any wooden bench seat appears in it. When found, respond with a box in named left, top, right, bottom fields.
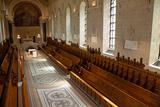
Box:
left=57, top=49, right=80, bottom=65
left=88, top=65, right=160, bottom=106
left=43, top=46, right=73, bottom=69
left=53, top=52, right=73, bottom=69
left=0, top=46, right=18, bottom=107
left=42, top=45, right=80, bottom=71
left=41, top=46, right=73, bottom=73
left=79, top=67, right=147, bottom=107
left=0, top=84, right=4, bottom=98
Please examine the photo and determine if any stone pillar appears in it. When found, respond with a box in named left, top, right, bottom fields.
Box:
left=0, top=14, right=3, bottom=42
left=39, top=17, right=48, bottom=43
left=1, top=10, right=7, bottom=41
left=6, top=16, right=14, bottom=44
left=4, top=15, right=10, bottom=40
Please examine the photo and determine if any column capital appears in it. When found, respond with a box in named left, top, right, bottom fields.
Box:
left=39, top=16, right=48, bottom=23
left=6, top=15, right=14, bottom=23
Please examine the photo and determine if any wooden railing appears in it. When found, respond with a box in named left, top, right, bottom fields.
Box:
left=18, top=48, right=30, bottom=107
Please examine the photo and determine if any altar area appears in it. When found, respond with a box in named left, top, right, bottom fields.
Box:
left=20, top=41, right=41, bottom=58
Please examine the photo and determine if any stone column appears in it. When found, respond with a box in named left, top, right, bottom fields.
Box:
left=6, top=16, right=14, bottom=44
left=39, top=17, right=48, bottom=43
left=1, top=10, right=7, bottom=41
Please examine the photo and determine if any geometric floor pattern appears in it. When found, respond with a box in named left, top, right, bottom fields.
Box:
left=27, top=60, right=56, bottom=76
left=33, top=74, right=60, bottom=84
left=24, top=51, right=97, bottom=107
left=37, top=86, right=87, bottom=107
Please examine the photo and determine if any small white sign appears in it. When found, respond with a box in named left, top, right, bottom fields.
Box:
left=91, top=35, right=97, bottom=43
left=124, top=40, right=138, bottom=50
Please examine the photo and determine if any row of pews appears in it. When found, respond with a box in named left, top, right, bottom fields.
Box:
left=0, top=41, right=18, bottom=107
left=41, top=37, right=160, bottom=107
left=0, top=40, right=30, bottom=107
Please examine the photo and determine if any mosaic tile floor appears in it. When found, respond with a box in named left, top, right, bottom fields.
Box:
left=37, top=87, right=87, bottom=107
left=24, top=51, right=97, bottom=107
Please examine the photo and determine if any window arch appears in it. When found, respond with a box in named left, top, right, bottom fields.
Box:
left=54, top=11, right=57, bottom=39
left=0, top=18, right=3, bottom=42
left=103, top=0, right=116, bottom=54
left=109, top=0, right=116, bottom=50
left=52, top=13, right=54, bottom=39
left=66, top=6, right=72, bottom=44
left=149, top=0, right=160, bottom=67
left=2, top=18, right=5, bottom=40
left=79, top=1, right=87, bottom=47
left=57, top=9, right=61, bottom=39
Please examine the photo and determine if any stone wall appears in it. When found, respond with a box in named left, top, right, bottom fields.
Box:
left=13, top=26, right=41, bottom=44
left=115, top=0, right=154, bottom=65
left=48, top=0, right=159, bottom=71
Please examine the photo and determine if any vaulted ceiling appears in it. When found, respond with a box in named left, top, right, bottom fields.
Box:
left=5, top=0, right=49, bottom=6
left=3, top=0, right=49, bottom=26
left=13, top=2, right=42, bottom=26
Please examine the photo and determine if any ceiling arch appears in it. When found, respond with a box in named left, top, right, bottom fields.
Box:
left=13, top=2, right=42, bottom=26
left=7, top=0, right=48, bottom=21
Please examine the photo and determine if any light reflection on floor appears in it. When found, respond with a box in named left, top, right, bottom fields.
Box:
left=24, top=51, right=97, bottom=107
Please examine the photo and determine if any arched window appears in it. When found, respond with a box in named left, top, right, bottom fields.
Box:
left=103, top=0, right=116, bottom=54
left=49, top=16, right=52, bottom=38
left=109, top=0, right=116, bottom=50
left=2, top=18, right=5, bottom=40
left=0, top=18, right=3, bottom=42
left=52, top=14, right=54, bottom=39
left=54, top=13, right=57, bottom=39
left=149, top=0, right=160, bottom=67
left=66, top=6, right=72, bottom=44
left=57, top=10, right=61, bottom=39
left=79, top=1, right=87, bottom=47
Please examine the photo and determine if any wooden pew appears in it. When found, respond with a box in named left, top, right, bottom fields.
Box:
left=79, top=50, right=160, bottom=94
left=87, top=45, right=101, bottom=54
left=57, top=49, right=80, bottom=65
left=70, top=71, right=118, bottom=107
left=0, top=40, right=10, bottom=65
left=40, top=46, right=71, bottom=73
left=71, top=42, right=79, bottom=48
left=4, top=47, right=18, bottom=107
left=41, top=43, right=81, bottom=72
left=44, top=37, right=160, bottom=106
left=76, top=66, right=160, bottom=107
left=0, top=46, right=17, bottom=107
left=116, top=52, right=145, bottom=69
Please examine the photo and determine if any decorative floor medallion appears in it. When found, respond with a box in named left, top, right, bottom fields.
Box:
left=27, top=61, right=56, bottom=76
left=37, top=87, right=87, bottom=107
left=33, top=74, right=60, bottom=84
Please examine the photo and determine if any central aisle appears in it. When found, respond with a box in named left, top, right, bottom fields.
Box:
left=24, top=51, right=97, bottom=107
